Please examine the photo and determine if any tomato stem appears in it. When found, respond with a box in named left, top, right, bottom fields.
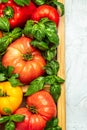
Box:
left=0, top=89, right=9, bottom=97
left=3, top=6, right=14, bottom=19
left=23, top=53, right=33, bottom=61
left=26, top=105, right=38, bottom=114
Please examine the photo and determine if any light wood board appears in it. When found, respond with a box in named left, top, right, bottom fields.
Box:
left=57, top=0, right=66, bottom=130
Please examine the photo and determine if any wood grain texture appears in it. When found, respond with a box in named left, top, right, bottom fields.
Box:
left=57, top=0, right=66, bottom=130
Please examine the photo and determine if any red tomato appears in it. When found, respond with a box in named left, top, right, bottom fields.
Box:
left=31, top=5, right=60, bottom=26
left=2, top=36, right=46, bottom=84
left=15, top=90, right=57, bottom=130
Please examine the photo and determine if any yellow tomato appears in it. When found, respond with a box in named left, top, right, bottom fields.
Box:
left=0, top=82, right=23, bottom=115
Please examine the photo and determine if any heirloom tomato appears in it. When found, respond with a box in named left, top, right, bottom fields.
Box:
left=15, top=90, right=57, bottom=130
left=31, top=5, right=60, bottom=26
left=2, top=36, right=46, bottom=84
left=0, top=82, right=23, bottom=115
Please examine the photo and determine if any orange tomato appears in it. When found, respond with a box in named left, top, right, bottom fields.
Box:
left=0, top=82, right=23, bottom=115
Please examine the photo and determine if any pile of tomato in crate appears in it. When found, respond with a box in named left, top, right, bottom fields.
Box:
left=0, top=0, right=64, bottom=130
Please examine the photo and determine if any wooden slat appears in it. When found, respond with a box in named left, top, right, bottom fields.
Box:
left=57, top=0, right=66, bottom=130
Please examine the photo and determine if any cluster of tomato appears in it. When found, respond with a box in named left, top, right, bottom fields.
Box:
left=0, top=0, right=61, bottom=130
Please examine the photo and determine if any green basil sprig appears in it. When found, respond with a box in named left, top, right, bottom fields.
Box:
left=0, top=0, right=8, bottom=3
left=0, top=114, right=25, bottom=130
left=14, top=0, right=30, bottom=6
left=23, top=18, right=59, bottom=49
left=5, top=121, right=15, bottom=130
left=25, top=77, right=45, bottom=96
left=0, top=63, right=23, bottom=87
left=44, top=117, right=62, bottom=130
left=32, top=0, right=46, bottom=5
left=0, top=17, right=10, bottom=32
left=0, top=27, right=22, bottom=54
left=44, top=60, right=59, bottom=75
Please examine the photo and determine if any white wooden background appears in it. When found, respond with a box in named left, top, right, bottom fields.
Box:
left=65, top=0, right=87, bottom=129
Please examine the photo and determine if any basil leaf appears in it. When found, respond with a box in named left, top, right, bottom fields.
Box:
left=0, top=27, right=22, bottom=53
left=32, top=23, right=45, bottom=41
left=0, top=0, right=8, bottom=3
left=11, top=114, right=25, bottom=122
left=30, top=40, right=48, bottom=51
left=0, top=116, right=10, bottom=123
left=5, top=121, right=15, bottom=130
left=3, top=107, right=12, bottom=115
left=44, top=60, right=59, bottom=75
left=6, top=66, right=14, bottom=77
left=14, top=0, right=30, bottom=6
left=53, top=1, right=64, bottom=16
left=8, top=74, right=23, bottom=87
left=46, top=28, right=59, bottom=45
left=0, top=17, right=10, bottom=32
left=45, top=117, right=58, bottom=128
left=32, top=0, right=46, bottom=5
left=44, top=75, right=65, bottom=85
left=11, top=27, right=22, bottom=40
left=43, top=49, right=57, bottom=61
left=45, top=117, right=62, bottom=130
left=0, top=73, right=6, bottom=81
left=23, top=20, right=34, bottom=38
left=41, top=18, right=57, bottom=33
left=0, top=62, right=7, bottom=73
left=25, top=77, right=45, bottom=96
left=50, top=84, right=61, bottom=103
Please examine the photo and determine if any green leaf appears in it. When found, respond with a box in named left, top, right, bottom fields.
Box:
left=40, top=18, right=57, bottom=33
left=43, top=49, right=57, bottom=61
left=11, top=27, right=22, bottom=40
left=3, top=107, right=12, bottom=115
left=14, top=0, right=30, bottom=6
left=32, top=0, right=46, bottom=5
left=11, top=114, right=25, bottom=122
left=53, top=1, right=64, bottom=16
left=44, top=75, right=65, bottom=85
left=32, top=22, right=45, bottom=41
left=6, top=66, right=14, bottom=77
left=46, top=28, right=59, bottom=45
left=8, top=74, right=23, bottom=87
left=50, top=84, right=61, bottom=103
left=25, top=77, right=45, bottom=96
left=45, top=117, right=58, bottom=128
left=0, top=17, right=10, bottom=32
left=44, top=60, right=59, bottom=75
left=0, top=62, right=7, bottom=73
left=0, top=116, right=10, bottom=123
left=0, top=0, right=8, bottom=3
left=23, top=20, right=34, bottom=38
left=30, top=40, right=48, bottom=51
left=0, top=27, right=22, bottom=53
left=5, top=121, right=15, bottom=130
left=44, top=117, right=62, bottom=130
left=0, top=73, right=6, bottom=81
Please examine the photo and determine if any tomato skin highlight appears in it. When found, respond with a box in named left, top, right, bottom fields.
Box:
left=31, top=5, right=60, bottom=26
left=15, top=90, right=57, bottom=130
left=2, top=36, right=46, bottom=84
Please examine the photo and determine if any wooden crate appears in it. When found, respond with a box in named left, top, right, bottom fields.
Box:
left=0, top=0, right=66, bottom=129
left=57, top=0, right=66, bottom=130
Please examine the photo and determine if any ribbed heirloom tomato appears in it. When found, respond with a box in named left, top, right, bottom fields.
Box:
left=0, top=82, right=23, bottom=115
left=2, top=36, right=46, bottom=84
left=31, top=5, right=60, bottom=27
left=15, top=90, right=57, bottom=130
